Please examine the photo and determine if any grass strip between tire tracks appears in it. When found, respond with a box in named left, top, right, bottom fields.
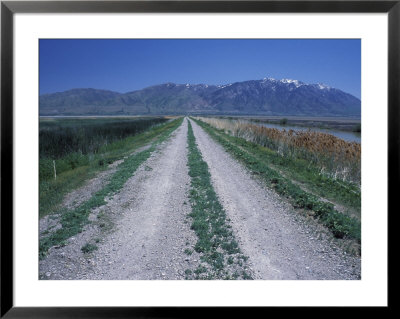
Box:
left=186, top=120, right=252, bottom=280
left=192, top=118, right=361, bottom=245
left=39, top=118, right=183, bottom=259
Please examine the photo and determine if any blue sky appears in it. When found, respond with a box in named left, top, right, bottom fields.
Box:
left=39, top=39, right=361, bottom=99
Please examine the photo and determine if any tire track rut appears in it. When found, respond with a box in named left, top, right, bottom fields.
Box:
left=85, top=119, right=197, bottom=279
left=189, top=119, right=361, bottom=280
left=40, top=119, right=199, bottom=279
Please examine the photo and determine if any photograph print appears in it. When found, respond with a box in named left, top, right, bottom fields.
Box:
left=39, top=39, right=361, bottom=280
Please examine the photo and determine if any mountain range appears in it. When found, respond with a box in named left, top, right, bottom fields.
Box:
left=39, top=77, right=361, bottom=117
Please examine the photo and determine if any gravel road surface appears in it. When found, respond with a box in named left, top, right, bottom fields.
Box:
left=39, top=118, right=361, bottom=280
left=189, top=119, right=360, bottom=280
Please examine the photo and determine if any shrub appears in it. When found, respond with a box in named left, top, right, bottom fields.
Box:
left=279, top=118, right=288, bottom=125
left=81, top=243, right=98, bottom=253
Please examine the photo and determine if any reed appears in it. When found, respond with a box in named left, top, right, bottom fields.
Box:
left=198, top=117, right=361, bottom=184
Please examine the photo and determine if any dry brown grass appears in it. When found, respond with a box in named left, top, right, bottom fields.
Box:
left=198, top=117, right=361, bottom=184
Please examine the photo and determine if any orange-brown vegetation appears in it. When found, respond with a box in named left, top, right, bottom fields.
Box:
left=199, top=117, right=361, bottom=184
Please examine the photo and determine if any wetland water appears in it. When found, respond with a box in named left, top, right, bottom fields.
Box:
left=252, top=122, right=361, bottom=143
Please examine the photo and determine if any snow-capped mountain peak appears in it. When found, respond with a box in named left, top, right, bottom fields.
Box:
left=40, top=77, right=360, bottom=117
left=217, top=83, right=233, bottom=89
left=262, top=77, right=277, bottom=82
left=314, top=83, right=331, bottom=90
left=280, top=78, right=304, bottom=88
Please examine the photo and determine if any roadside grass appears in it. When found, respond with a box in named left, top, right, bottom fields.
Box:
left=40, top=165, right=93, bottom=219
left=39, top=118, right=183, bottom=259
left=193, top=118, right=361, bottom=245
left=197, top=123, right=361, bottom=217
left=186, top=120, right=252, bottom=279
left=40, top=118, right=178, bottom=218
left=200, top=117, right=361, bottom=185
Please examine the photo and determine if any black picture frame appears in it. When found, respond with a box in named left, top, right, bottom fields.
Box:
left=1, top=1, right=396, bottom=317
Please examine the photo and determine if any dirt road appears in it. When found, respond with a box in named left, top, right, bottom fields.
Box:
left=190, top=119, right=360, bottom=279
left=39, top=118, right=361, bottom=280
